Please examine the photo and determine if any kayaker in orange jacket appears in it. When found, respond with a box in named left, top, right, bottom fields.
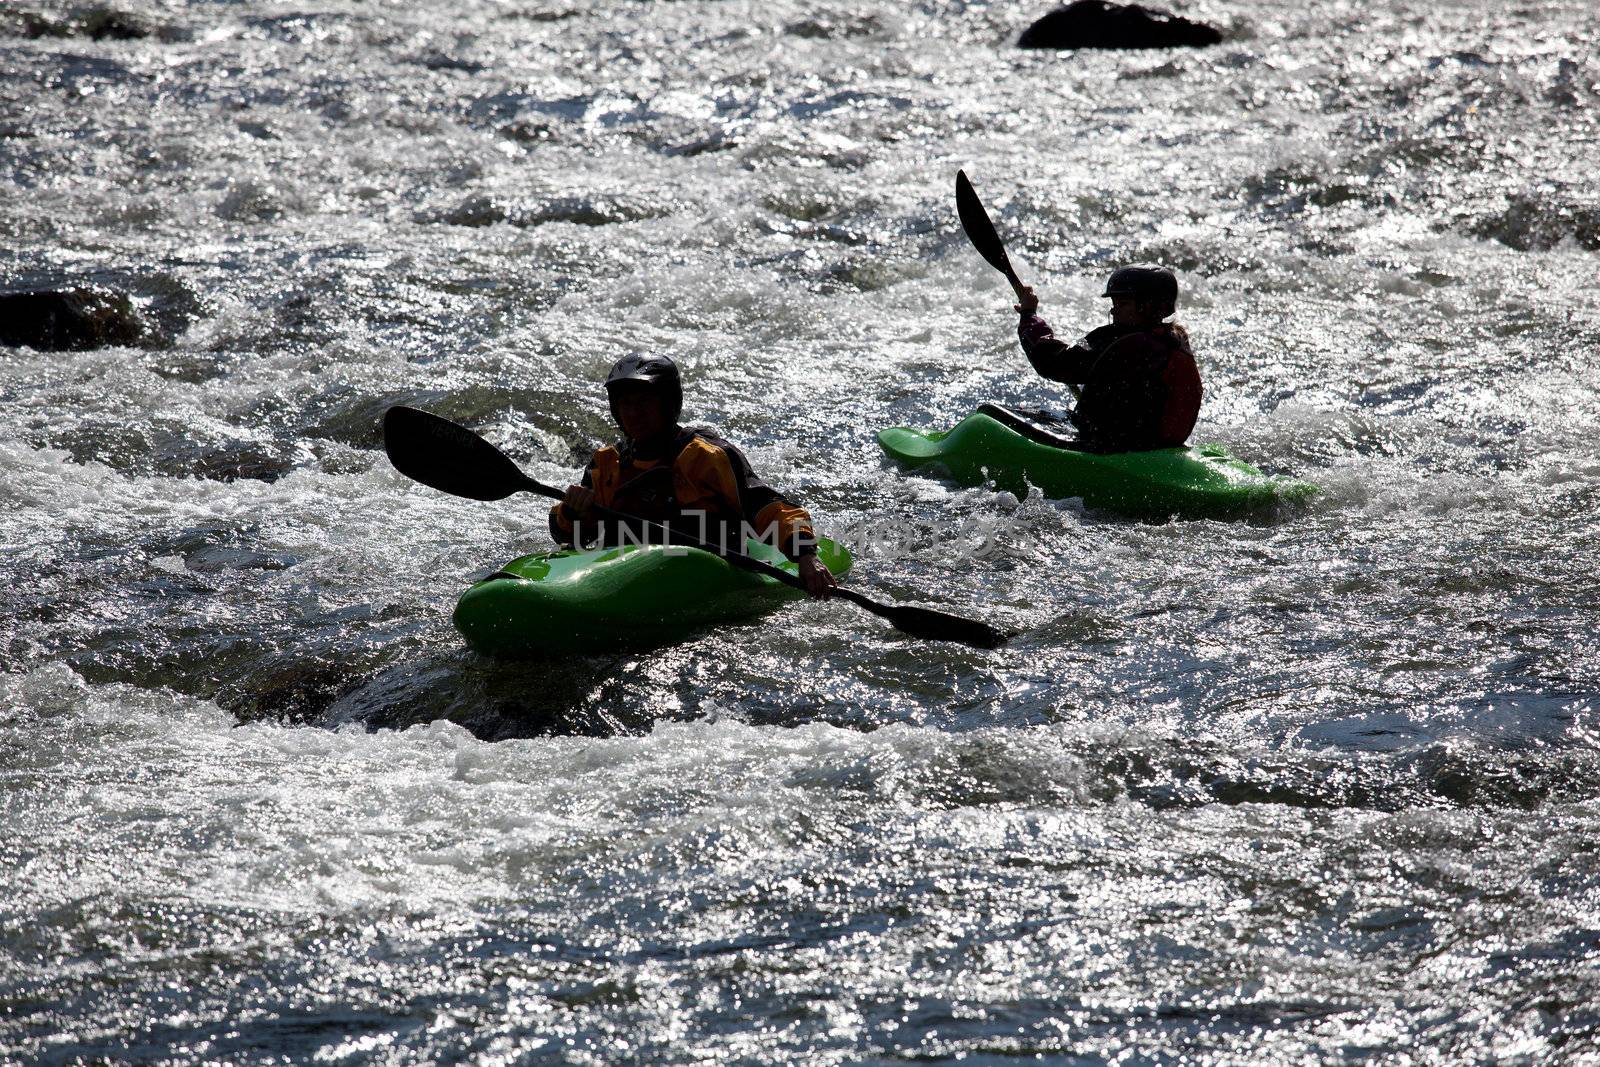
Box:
left=551, top=354, right=837, bottom=598
left=1014, top=265, right=1202, bottom=453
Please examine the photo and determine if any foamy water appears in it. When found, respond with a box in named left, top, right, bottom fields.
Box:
left=3, top=0, right=1598, bottom=1061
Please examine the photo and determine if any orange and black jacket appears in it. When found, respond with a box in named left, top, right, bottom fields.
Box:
left=549, top=427, right=818, bottom=559
left=1019, top=313, right=1202, bottom=452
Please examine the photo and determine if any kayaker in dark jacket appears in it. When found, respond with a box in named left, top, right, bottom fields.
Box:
left=1014, top=265, right=1202, bottom=452
left=551, top=353, right=837, bottom=598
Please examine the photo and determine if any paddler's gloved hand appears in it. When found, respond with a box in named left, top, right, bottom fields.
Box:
left=1014, top=285, right=1039, bottom=316
left=561, top=484, right=596, bottom=519
left=798, top=553, right=836, bottom=599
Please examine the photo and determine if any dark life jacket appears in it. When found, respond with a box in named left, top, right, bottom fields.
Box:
left=1019, top=316, right=1202, bottom=452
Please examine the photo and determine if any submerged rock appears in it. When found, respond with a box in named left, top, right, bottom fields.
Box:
left=82, top=8, right=151, bottom=40
left=1018, top=1, right=1222, bottom=51
left=421, top=192, right=671, bottom=228
left=784, top=14, right=884, bottom=40
left=0, top=287, right=145, bottom=350
left=1474, top=192, right=1600, bottom=252
left=1, top=4, right=188, bottom=43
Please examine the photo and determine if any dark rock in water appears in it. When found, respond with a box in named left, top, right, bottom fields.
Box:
left=431, top=194, right=507, bottom=227
left=217, top=656, right=369, bottom=726
left=0, top=287, right=145, bottom=350
left=1018, top=1, right=1222, bottom=50
left=422, top=192, right=671, bottom=229
left=84, top=9, right=151, bottom=40
left=1474, top=192, right=1600, bottom=252
left=2, top=5, right=174, bottom=42
left=784, top=14, right=884, bottom=40
left=187, top=442, right=299, bottom=484
left=3, top=271, right=200, bottom=352
left=135, top=272, right=206, bottom=350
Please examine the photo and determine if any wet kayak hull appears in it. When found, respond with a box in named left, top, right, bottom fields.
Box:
left=453, top=538, right=853, bottom=658
left=877, top=409, right=1316, bottom=519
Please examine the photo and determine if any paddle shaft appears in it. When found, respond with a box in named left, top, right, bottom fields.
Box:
left=382, top=405, right=1009, bottom=647
left=956, top=169, right=1082, bottom=401
left=994, top=253, right=1028, bottom=303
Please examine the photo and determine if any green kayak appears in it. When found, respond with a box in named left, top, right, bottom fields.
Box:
left=453, top=537, right=853, bottom=657
left=877, top=406, right=1317, bottom=519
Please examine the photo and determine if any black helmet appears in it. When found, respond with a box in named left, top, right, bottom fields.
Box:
left=604, top=353, right=683, bottom=425
left=1103, top=264, right=1178, bottom=305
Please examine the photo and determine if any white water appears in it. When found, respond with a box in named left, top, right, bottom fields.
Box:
left=3, top=0, right=1598, bottom=1061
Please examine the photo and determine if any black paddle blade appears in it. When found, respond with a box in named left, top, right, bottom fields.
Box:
left=884, top=602, right=1010, bottom=649
left=382, top=406, right=553, bottom=502
left=955, top=168, right=1017, bottom=282
left=838, top=587, right=1009, bottom=648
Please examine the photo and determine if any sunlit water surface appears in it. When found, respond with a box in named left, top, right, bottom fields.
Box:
left=2, top=0, right=1598, bottom=1061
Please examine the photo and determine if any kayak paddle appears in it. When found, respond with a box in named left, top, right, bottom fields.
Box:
left=956, top=168, right=1081, bottom=400
left=382, top=405, right=1009, bottom=649
left=956, top=168, right=1028, bottom=302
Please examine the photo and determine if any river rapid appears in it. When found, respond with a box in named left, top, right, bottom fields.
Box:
left=3, top=0, right=1598, bottom=1062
